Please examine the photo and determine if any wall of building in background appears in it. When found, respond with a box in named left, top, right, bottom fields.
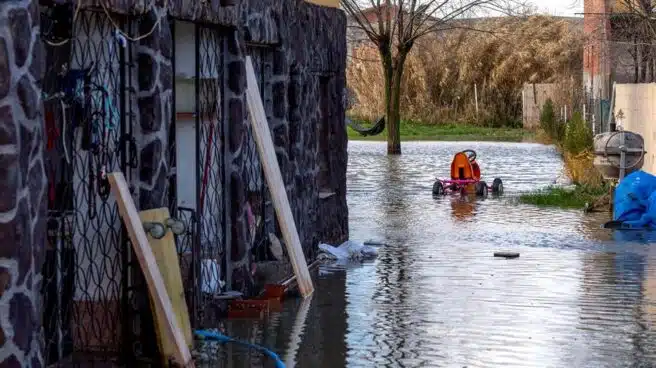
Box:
left=613, top=83, right=656, bottom=174
left=522, top=83, right=559, bottom=129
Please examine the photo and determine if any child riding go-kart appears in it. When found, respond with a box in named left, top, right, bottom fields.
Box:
left=432, top=149, right=503, bottom=197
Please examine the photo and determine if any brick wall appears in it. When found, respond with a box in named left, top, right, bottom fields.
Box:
left=583, top=0, right=612, bottom=99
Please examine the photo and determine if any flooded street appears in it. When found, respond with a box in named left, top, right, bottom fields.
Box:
left=209, top=141, right=656, bottom=368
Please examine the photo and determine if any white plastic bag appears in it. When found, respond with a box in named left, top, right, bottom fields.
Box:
left=318, top=240, right=378, bottom=261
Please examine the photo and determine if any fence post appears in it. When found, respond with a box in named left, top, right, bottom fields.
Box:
left=474, top=83, right=479, bottom=118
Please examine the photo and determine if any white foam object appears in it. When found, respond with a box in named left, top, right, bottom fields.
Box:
left=318, top=240, right=379, bottom=261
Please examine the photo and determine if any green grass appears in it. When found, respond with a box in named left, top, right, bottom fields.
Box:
left=518, top=185, right=609, bottom=210
left=347, top=118, right=532, bottom=142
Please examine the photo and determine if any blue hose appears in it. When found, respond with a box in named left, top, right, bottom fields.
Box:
left=194, top=329, right=286, bottom=368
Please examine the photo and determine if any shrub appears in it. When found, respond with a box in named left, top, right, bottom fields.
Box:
left=564, top=111, right=593, bottom=155
left=540, top=98, right=558, bottom=140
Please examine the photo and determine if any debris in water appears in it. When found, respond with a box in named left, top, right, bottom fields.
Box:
left=319, top=240, right=378, bottom=261
left=494, top=252, right=520, bottom=259
left=363, top=240, right=387, bottom=246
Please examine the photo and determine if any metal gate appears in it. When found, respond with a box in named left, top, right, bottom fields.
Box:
left=40, top=7, right=147, bottom=365
left=195, top=23, right=229, bottom=327
left=166, top=22, right=231, bottom=328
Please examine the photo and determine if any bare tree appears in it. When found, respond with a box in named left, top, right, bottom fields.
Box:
left=612, top=0, right=656, bottom=82
left=342, top=0, right=527, bottom=154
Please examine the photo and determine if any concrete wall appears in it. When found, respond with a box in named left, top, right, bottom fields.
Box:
left=522, top=83, right=559, bottom=129
left=613, top=83, right=656, bottom=174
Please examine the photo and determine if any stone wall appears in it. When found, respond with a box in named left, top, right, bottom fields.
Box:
left=0, top=0, right=48, bottom=366
left=228, top=0, right=349, bottom=289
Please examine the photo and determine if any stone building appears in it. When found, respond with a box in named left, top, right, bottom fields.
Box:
left=0, top=0, right=348, bottom=366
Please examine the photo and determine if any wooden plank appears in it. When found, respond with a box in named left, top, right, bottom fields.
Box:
left=139, top=208, right=193, bottom=364
left=108, top=172, right=194, bottom=367
left=244, top=56, right=315, bottom=297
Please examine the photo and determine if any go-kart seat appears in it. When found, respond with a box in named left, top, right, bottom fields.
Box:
left=450, top=152, right=481, bottom=180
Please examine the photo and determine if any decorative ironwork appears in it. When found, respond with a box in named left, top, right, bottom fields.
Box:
left=194, top=24, right=228, bottom=327
left=41, top=8, right=138, bottom=365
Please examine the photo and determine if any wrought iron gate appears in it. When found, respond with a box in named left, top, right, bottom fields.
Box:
left=40, top=7, right=145, bottom=365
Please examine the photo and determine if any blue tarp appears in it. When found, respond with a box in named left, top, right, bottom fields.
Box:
left=614, top=170, right=656, bottom=228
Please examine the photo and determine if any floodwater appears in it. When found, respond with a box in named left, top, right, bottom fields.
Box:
left=202, top=141, right=656, bottom=368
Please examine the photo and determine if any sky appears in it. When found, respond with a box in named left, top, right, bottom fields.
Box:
left=529, top=0, right=583, bottom=16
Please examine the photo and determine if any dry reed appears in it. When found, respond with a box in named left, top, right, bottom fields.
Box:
left=563, top=151, right=604, bottom=187
left=347, top=15, right=583, bottom=127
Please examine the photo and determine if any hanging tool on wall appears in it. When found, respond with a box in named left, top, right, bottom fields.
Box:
left=97, top=29, right=128, bottom=200
left=94, top=93, right=111, bottom=201
left=80, top=66, right=120, bottom=204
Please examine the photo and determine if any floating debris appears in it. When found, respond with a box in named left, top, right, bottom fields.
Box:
left=494, top=252, right=520, bottom=259
left=319, top=240, right=378, bottom=261
left=363, top=240, right=388, bottom=246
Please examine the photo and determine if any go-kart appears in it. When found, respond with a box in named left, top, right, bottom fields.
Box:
left=432, top=149, right=503, bottom=197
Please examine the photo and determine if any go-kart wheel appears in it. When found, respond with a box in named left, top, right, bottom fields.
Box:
left=492, top=178, right=503, bottom=195
left=475, top=181, right=488, bottom=197
left=432, top=181, right=445, bottom=195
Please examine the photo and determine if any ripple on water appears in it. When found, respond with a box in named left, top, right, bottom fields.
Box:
left=206, top=141, right=656, bottom=368
left=342, top=141, right=656, bottom=368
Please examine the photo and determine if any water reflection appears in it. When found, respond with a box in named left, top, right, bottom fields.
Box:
left=449, top=195, right=479, bottom=221
left=378, top=156, right=411, bottom=243
left=209, top=141, right=656, bottom=368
